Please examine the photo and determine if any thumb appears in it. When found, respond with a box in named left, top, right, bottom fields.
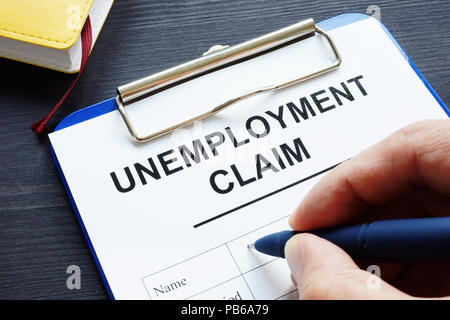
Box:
left=285, top=233, right=410, bottom=299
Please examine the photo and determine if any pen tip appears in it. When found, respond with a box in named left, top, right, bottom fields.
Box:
left=247, top=243, right=255, bottom=250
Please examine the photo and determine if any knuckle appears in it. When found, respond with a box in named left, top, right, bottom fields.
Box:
left=399, top=119, right=435, bottom=133
left=393, top=120, right=450, bottom=162
left=396, top=119, right=448, bottom=143
left=298, top=276, right=330, bottom=300
left=395, top=121, right=425, bottom=145
left=299, top=269, right=361, bottom=300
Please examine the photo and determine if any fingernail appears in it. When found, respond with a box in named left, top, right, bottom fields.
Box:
left=290, top=273, right=298, bottom=287
left=288, top=211, right=298, bottom=227
left=284, top=236, right=303, bottom=281
left=288, top=214, right=294, bottom=225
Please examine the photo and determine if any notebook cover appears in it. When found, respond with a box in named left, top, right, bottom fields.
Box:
left=0, top=0, right=93, bottom=50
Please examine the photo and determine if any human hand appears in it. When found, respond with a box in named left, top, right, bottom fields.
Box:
left=286, top=119, right=450, bottom=299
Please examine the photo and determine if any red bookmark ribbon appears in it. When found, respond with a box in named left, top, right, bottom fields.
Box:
left=31, top=16, right=92, bottom=136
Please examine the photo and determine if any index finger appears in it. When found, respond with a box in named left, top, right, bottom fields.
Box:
left=289, top=119, right=450, bottom=231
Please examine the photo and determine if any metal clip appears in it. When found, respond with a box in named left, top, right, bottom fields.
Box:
left=116, top=18, right=341, bottom=142
left=202, top=45, right=229, bottom=56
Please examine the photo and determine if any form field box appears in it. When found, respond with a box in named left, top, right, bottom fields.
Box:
left=227, top=216, right=290, bottom=273
left=142, top=245, right=239, bottom=300
left=188, top=276, right=254, bottom=300
left=243, top=258, right=295, bottom=300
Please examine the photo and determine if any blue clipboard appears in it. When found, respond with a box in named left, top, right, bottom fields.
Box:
left=50, top=13, right=450, bottom=300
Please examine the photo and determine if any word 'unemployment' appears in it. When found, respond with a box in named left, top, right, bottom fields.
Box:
left=110, top=75, right=368, bottom=194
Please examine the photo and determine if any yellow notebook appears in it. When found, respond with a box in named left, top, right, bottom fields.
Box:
left=0, top=0, right=114, bottom=73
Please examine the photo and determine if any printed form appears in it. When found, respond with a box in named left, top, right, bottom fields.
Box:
left=50, top=17, right=448, bottom=300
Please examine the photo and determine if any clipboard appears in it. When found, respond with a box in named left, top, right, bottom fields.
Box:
left=50, top=13, right=450, bottom=300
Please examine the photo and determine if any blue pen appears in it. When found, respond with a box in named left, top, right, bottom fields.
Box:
left=248, top=217, right=450, bottom=261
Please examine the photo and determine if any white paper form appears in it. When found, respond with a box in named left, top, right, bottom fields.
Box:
left=49, top=17, right=448, bottom=300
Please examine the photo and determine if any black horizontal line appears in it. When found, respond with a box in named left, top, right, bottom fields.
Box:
left=193, top=162, right=340, bottom=228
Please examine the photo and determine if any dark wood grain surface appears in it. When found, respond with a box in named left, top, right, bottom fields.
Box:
left=0, top=0, right=449, bottom=299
